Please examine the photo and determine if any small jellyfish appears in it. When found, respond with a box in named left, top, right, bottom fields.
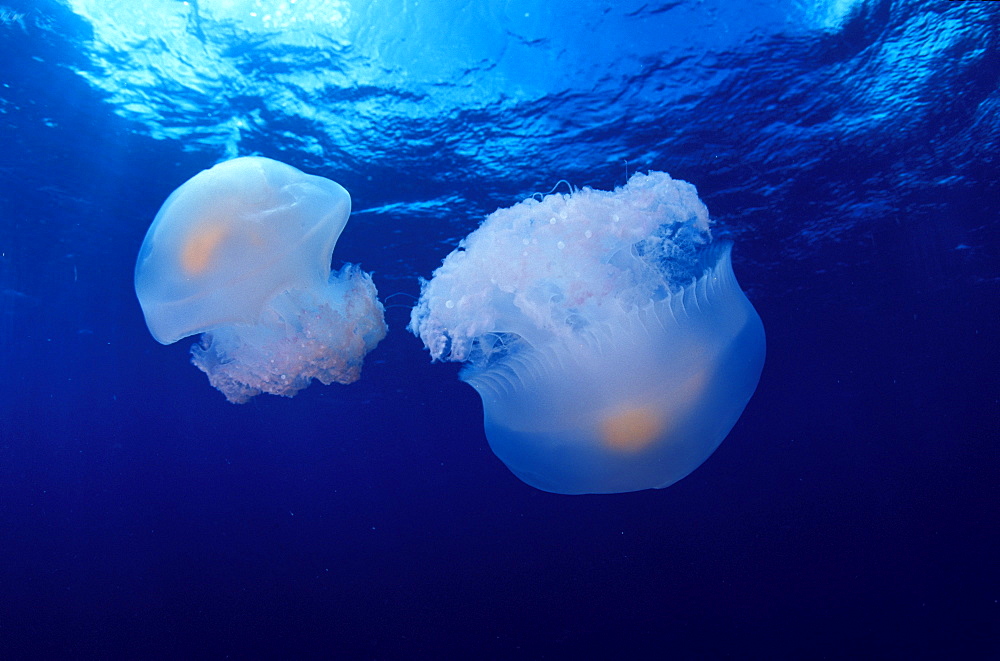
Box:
left=410, top=172, right=765, bottom=494
left=135, top=156, right=387, bottom=403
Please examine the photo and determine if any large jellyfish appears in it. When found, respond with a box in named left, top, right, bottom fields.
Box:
left=135, top=156, right=387, bottom=404
left=410, top=172, right=765, bottom=494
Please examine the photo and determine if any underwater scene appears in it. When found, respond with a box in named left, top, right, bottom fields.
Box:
left=1, top=0, right=997, bottom=657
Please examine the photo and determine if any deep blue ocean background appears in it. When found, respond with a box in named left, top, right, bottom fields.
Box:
left=1, top=0, right=997, bottom=658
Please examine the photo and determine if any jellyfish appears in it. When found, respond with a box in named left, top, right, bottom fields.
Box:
left=135, top=156, right=387, bottom=404
left=410, top=171, right=765, bottom=494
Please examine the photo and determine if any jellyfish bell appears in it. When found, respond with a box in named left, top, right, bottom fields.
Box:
left=468, top=241, right=764, bottom=494
left=410, top=171, right=765, bottom=494
left=135, top=156, right=387, bottom=403
left=136, top=156, right=353, bottom=345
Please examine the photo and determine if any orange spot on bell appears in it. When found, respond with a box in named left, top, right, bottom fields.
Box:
left=600, top=406, right=664, bottom=453
left=180, top=225, right=227, bottom=275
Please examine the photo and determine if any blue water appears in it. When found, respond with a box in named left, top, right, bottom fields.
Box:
left=1, top=0, right=997, bottom=657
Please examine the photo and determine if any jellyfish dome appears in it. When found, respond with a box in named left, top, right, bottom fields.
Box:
left=135, top=156, right=387, bottom=403
left=410, top=172, right=765, bottom=494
